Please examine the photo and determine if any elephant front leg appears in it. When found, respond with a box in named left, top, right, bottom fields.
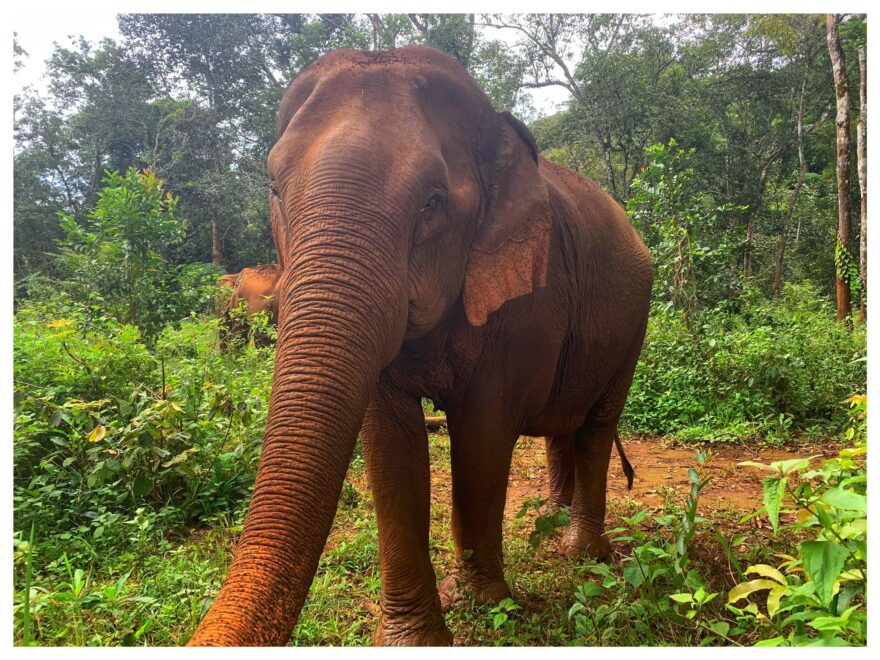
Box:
left=439, top=415, right=517, bottom=611
left=361, top=384, right=451, bottom=646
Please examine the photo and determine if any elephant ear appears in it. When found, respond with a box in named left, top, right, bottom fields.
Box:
left=463, top=111, right=551, bottom=327
left=269, top=192, right=287, bottom=272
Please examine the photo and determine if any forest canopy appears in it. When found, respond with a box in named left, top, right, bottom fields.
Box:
left=14, top=13, right=867, bottom=304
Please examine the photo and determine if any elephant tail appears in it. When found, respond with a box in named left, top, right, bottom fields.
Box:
left=613, top=432, right=634, bottom=490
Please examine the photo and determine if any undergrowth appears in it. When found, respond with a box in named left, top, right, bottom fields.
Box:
left=12, top=280, right=866, bottom=646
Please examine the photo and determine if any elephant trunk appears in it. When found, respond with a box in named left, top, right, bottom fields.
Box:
left=189, top=201, right=407, bottom=646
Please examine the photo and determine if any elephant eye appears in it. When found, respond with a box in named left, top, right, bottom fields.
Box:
left=422, top=194, right=445, bottom=213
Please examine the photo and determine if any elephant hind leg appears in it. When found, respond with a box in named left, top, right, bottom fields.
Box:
left=560, top=330, right=644, bottom=561
left=544, top=434, right=575, bottom=507
left=558, top=415, right=619, bottom=561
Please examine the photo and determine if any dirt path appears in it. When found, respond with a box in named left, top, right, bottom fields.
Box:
left=423, top=435, right=838, bottom=522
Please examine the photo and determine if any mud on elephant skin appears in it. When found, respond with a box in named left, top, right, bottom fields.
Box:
left=217, top=264, right=282, bottom=350
left=189, top=45, right=651, bottom=647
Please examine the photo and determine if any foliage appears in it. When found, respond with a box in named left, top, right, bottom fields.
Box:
left=623, top=283, right=866, bottom=441
left=627, top=139, right=745, bottom=320
left=566, top=399, right=866, bottom=648
left=566, top=451, right=737, bottom=645
left=13, top=293, right=274, bottom=606
left=728, top=395, right=866, bottom=645
left=56, top=168, right=219, bottom=338
left=516, top=496, right=570, bottom=549
left=834, top=240, right=863, bottom=300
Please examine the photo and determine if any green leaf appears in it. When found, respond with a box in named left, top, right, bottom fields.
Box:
left=628, top=509, right=649, bottom=525
left=820, top=488, right=866, bottom=513
left=623, top=564, right=645, bottom=588
left=709, top=621, right=730, bottom=638
left=762, top=476, right=786, bottom=531
left=492, top=612, right=508, bottom=629
left=801, top=541, right=849, bottom=606
left=805, top=637, right=850, bottom=647
left=771, top=456, right=819, bottom=475
left=132, top=474, right=153, bottom=498
left=579, top=582, right=603, bottom=598
left=754, top=636, right=785, bottom=647
left=669, top=593, right=694, bottom=603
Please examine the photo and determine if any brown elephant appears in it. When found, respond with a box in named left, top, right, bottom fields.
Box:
left=218, top=264, right=282, bottom=349
left=190, top=46, right=651, bottom=647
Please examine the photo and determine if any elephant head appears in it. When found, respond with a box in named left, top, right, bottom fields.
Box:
left=189, top=45, right=551, bottom=646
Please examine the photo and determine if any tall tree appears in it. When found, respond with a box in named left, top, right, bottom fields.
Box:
left=481, top=14, right=684, bottom=200
left=117, top=15, right=302, bottom=268
left=773, top=72, right=808, bottom=298
left=825, top=13, right=852, bottom=320
left=857, top=46, right=867, bottom=321
left=768, top=16, right=824, bottom=296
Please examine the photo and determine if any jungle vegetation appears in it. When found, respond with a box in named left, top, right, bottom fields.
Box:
left=13, top=14, right=867, bottom=646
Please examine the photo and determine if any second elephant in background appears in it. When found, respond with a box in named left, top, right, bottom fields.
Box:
left=218, top=264, right=282, bottom=349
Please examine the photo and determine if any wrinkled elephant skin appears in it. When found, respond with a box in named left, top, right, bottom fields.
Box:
left=190, top=46, right=652, bottom=647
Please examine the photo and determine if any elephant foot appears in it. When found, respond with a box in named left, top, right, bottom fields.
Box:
left=559, top=528, right=612, bottom=560
left=372, top=614, right=452, bottom=647
left=438, top=572, right=512, bottom=612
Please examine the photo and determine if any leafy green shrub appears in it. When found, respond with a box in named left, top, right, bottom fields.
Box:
left=728, top=395, right=866, bottom=646
left=13, top=294, right=274, bottom=594
left=624, top=283, right=866, bottom=440
left=627, top=139, right=745, bottom=320
left=516, top=496, right=570, bottom=549
left=569, top=397, right=866, bottom=647
left=567, top=451, right=733, bottom=645
left=56, top=168, right=221, bottom=338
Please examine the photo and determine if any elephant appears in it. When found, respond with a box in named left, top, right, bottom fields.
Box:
left=218, top=264, right=282, bottom=349
left=189, top=45, right=652, bottom=647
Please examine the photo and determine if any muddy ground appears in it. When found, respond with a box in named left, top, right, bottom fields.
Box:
left=348, top=433, right=838, bottom=527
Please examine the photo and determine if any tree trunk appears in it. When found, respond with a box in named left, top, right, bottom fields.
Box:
left=600, top=137, right=617, bottom=200
left=211, top=218, right=223, bottom=266
left=826, top=14, right=852, bottom=321
left=774, top=71, right=809, bottom=298
left=743, top=163, right=772, bottom=279
left=857, top=47, right=867, bottom=322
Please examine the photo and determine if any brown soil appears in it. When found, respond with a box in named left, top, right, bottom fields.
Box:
left=505, top=435, right=837, bottom=517
left=340, top=434, right=837, bottom=548
left=419, top=435, right=836, bottom=524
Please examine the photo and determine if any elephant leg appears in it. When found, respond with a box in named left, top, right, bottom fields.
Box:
left=361, top=383, right=451, bottom=646
left=561, top=334, right=644, bottom=562
left=439, top=416, right=517, bottom=611
left=559, top=416, right=617, bottom=561
left=544, top=434, right=575, bottom=507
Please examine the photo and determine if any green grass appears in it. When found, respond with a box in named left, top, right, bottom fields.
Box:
left=12, top=433, right=842, bottom=647
left=12, top=297, right=865, bottom=647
